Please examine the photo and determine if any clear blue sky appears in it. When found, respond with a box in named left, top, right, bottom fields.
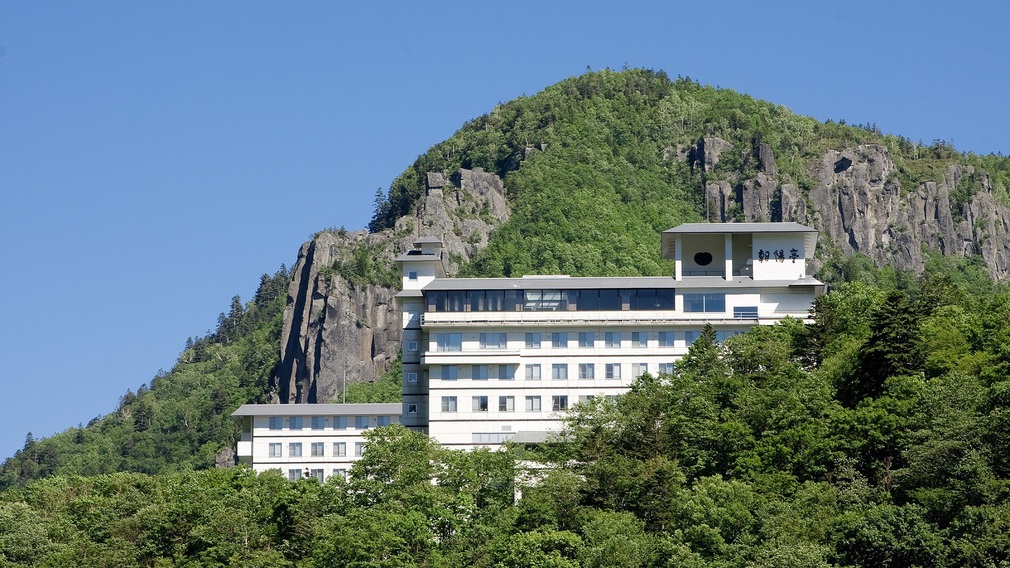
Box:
left=1, top=1, right=1007, bottom=460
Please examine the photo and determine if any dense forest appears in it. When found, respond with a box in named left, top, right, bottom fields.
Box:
left=4, top=254, right=1010, bottom=566
left=5, top=68, right=1010, bottom=565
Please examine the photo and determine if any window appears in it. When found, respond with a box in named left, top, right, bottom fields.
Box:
left=524, top=289, right=566, bottom=311
left=407, top=404, right=417, bottom=414
left=633, top=363, right=649, bottom=377
left=268, top=417, right=282, bottom=430
left=377, top=416, right=391, bottom=427
left=407, top=371, right=418, bottom=384
left=498, top=364, right=515, bottom=380
left=289, top=417, right=303, bottom=430
left=718, top=330, right=742, bottom=342
left=659, top=362, right=675, bottom=374
left=289, top=443, right=302, bottom=457
left=472, top=365, right=489, bottom=380
left=311, top=416, right=326, bottom=430
left=685, top=331, right=699, bottom=345
left=578, top=332, right=595, bottom=348
left=472, top=396, right=489, bottom=412
left=551, top=332, right=568, bottom=348
left=578, top=395, right=595, bottom=404
left=332, top=468, right=346, bottom=480
left=499, top=396, right=515, bottom=412
left=309, top=469, right=325, bottom=482
left=333, top=442, right=346, bottom=456
left=269, top=443, right=282, bottom=457
left=442, top=365, right=458, bottom=380
left=552, top=396, right=569, bottom=411
left=333, top=416, right=347, bottom=430
left=354, top=416, right=369, bottom=429
left=606, top=363, right=621, bottom=380
left=658, top=331, right=674, bottom=347
left=472, top=432, right=514, bottom=444
left=525, top=364, right=541, bottom=381
left=683, top=293, right=726, bottom=313
left=311, top=442, right=325, bottom=457
left=605, top=395, right=619, bottom=404
left=579, top=363, right=595, bottom=379
left=354, top=442, right=364, bottom=457
left=407, top=340, right=418, bottom=352
left=734, top=306, right=759, bottom=319
left=631, top=332, right=647, bottom=347
left=552, top=363, right=568, bottom=380
left=605, top=332, right=621, bottom=348
left=408, top=271, right=418, bottom=281
left=288, top=469, right=301, bottom=481
left=525, top=396, right=542, bottom=412
left=435, top=333, right=462, bottom=352
left=441, top=396, right=457, bottom=412
left=479, top=333, right=506, bottom=349
left=525, top=333, right=541, bottom=348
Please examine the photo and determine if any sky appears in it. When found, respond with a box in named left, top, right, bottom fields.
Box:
left=1, top=1, right=1008, bottom=460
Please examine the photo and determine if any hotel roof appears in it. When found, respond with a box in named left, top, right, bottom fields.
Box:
left=232, top=403, right=402, bottom=417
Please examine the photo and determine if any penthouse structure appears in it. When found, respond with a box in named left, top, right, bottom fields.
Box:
left=396, top=222, right=823, bottom=450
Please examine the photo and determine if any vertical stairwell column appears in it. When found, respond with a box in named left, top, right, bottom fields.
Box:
left=724, top=234, right=733, bottom=280
left=674, top=235, right=683, bottom=281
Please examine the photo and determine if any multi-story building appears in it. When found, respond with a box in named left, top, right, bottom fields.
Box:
left=234, top=222, right=823, bottom=471
left=395, top=222, right=823, bottom=450
left=232, top=403, right=401, bottom=481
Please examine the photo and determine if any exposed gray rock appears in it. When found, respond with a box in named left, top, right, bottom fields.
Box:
left=272, top=168, right=510, bottom=402
left=215, top=447, right=235, bottom=468
left=702, top=142, right=1010, bottom=279
left=757, top=143, right=777, bottom=176
left=426, top=172, right=447, bottom=190
left=693, top=136, right=734, bottom=172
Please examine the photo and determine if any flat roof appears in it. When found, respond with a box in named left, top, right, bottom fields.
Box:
left=232, top=403, right=402, bottom=417
left=413, top=236, right=443, bottom=245
left=424, top=276, right=680, bottom=291
left=663, top=222, right=815, bottom=234
left=422, top=275, right=822, bottom=291
left=394, top=252, right=440, bottom=262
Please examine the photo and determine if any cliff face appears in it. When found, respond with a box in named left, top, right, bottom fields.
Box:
left=272, top=168, right=510, bottom=402
left=699, top=139, right=1010, bottom=279
left=275, top=139, right=1010, bottom=402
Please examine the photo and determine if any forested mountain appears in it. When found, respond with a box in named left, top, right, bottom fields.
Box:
left=4, top=68, right=1010, bottom=566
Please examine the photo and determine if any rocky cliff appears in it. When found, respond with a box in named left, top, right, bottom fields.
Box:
left=272, top=168, right=510, bottom=402
left=696, top=138, right=1010, bottom=279
left=275, top=136, right=1010, bottom=401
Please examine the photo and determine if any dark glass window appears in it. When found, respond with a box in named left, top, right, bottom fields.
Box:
left=468, top=290, right=486, bottom=311
left=487, top=290, right=505, bottom=311
left=599, top=289, right=620, bottom=310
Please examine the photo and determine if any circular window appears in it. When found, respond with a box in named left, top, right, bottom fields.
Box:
left=694, top=252, right=713, bottom=266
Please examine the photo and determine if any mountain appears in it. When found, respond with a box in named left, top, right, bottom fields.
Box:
left=272, top=68, right=1010, bottom=404
left=4, top=68, right=1010, bottom=483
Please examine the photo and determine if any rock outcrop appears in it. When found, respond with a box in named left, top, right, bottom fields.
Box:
left=271, top=168, right=510, bottom=402
left=275, top=138, right=1010, bottom=402
left=698, top=139, right=1010, bottom=279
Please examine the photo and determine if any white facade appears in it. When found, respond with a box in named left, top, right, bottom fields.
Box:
left=232, top=403, right=401, bottom=481
left=233, top=223, right=825, bottom=471
left=396, top=224, right=824, bottom=451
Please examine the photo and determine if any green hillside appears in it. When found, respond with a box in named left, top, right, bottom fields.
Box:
left=5, top=69, right=1010, bottom=565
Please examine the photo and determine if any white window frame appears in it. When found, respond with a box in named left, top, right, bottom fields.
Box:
left=525, top=364, right=541, bottom=381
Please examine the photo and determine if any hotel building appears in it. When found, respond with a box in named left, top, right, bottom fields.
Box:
left=234, top=222, right=824, bottom=473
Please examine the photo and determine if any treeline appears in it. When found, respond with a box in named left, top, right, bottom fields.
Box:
left=6, top=254, right=1010, bottom=565
left=0, top=268, right=292, bottom=488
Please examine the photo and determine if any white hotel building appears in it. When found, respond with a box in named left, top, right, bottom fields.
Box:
left=396, top=222, right=823, bottom=450
left=235, top=222, right=824, bottom=473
